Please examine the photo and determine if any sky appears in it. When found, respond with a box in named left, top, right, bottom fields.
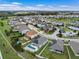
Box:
left=0, top=0, right=79, bottom=11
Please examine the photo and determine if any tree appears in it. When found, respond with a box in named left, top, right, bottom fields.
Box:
left=11, top=38, right=24, bottom=52
left=0, top=22, right=4, bottom=26
left=5, top=30, right=10, bottom=36
left=77, top=31, right=79, bottom=36
left=57, top=32, right=62, bottom=37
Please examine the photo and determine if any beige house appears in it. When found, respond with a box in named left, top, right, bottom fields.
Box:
left=26, top=30, right=38, bottom=39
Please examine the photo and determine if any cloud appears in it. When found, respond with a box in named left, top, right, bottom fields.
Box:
left=0, top=4, right=18, bottom=7
left=0, top=3, right=79, bottom=11
left=36, top=4, right=45, bottom=7
left=0, top=3, right=23, bottom=11
left=59, top=5, right=70, bottom=8
left=12, top=2, right=22, bottom=5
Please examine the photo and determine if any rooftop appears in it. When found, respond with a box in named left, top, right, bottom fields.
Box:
left=32, top=36, right=48, bottom=48
left=49, top=40, right=64, bottom=53
left=69, top=41, right=79, bottom=56
left=26, top=30, right=38, bottom=39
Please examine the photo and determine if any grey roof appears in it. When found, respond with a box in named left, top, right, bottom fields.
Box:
left=68, top=26, right=79, bottom=31
left=49, top=40, right=64, bottom=52
left=69, top=41, right=79, bottom=55
left=52, top=22, right=64, bottom=26
left=13, top=24, right=30, bottom=34
left=70, top=21, right=79, bottom=25
left=9, top=20, right=18, bottom=26
left=41, top=24, right=55, bottom=31
left=32, top=36, right=48, bottom=48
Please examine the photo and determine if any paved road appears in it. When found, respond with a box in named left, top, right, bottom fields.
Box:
left=40, top=27, right=59, bottom=39
left=66, top=46, right=71, bottom=59
left=40, top=27, right=79, bottom=42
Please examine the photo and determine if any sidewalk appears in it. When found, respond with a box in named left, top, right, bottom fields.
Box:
left=0, top=50, right=3, bottom=59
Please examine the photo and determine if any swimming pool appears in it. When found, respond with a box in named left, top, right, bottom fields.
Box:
left=28, top=45, right=35, bottom=50
left=24, top=43, right=38, bottom=52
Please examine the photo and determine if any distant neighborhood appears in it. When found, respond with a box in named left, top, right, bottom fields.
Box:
left=8, top=15, right=79, bottom=58
left=0, top=12, right=79, bottom=59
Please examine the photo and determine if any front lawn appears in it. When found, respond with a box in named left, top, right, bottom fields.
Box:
left=41, top=45, right=69, bottom=59
left=67, top=46, right=79, bottom=59
left=47, top=30, right=55, bottom=34
left=0, top=34, right=21, bottom=59
left=0, top=18, right=22, bottom=59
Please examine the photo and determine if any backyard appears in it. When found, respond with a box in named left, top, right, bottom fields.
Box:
left=41, top=44, right=69, bottom=59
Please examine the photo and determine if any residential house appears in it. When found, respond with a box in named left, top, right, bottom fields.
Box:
left=52, top=22, right=64, bottom=26
left=32, top=36, right=48, bottom=48
left=13, top=24, right=30, bottom=34
left=49, top=40, right=64, bottom=54
left=69, top=41, right=79, bottom=56
left=26, top=30, right=38, bottom=39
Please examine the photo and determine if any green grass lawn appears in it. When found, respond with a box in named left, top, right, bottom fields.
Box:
left=67, top=46, right=79, bottom=59
left=48, top=18, right=79, bottom=25
left=41, top=45, right=69, bottom=59
left=0, top=19, right=22, bottom=59
left=20, top=51, right=37, bottom=59
left=35, top=42, right=48, bottom=55
left=47, top=30, right=55, bottom=34
left=0, top=34, right=22, bottom=59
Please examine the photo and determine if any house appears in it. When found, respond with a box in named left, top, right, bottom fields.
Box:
left=37, top=24, right=45, bottom=28
left=69, top=41, right=79, bottom=56
left=49, top=40, right=64, bottom=54
left=32, top=36, right=48, bottom=48
left=36, top=21, right=47, bottom=28
left=26, top=30, right=38, bottom=39
left=42, top=25, right=56, bottom=32
left=70, top=21, right=79, bottom=27
left=52, top=22, right=64, bottom=26
left=13, top=24, right=30, bottom=34
left=62, top=31, right=77, bottom=37
left=9, top=19, right=19, bottom=27
left=9, top=18, right=26, bottom=27
left=68, top=26, right=79, bottom=31
left=28, top=24, right=38, bottom=32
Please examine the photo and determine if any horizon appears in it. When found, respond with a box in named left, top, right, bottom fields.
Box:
left=0, top=0, right=79, bottom=11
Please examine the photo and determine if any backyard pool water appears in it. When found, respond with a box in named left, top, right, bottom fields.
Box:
left=24, top=43, right=38, bottom=52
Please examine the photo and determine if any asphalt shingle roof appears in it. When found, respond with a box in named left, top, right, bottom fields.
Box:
left=69, top=41, right=79, bottom=55
left=32, top=36, right=48, bottom=48
left=49, top=40, right=64, bottom=52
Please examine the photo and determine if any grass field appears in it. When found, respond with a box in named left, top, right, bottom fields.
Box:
left=41, top=44, right=69, bottom=59
left=67, top=46, right=79, bottom=59
left=0, top=35, right=22, bottom=59
left=48, top=18, right=79, bottom=25
left=0, top=18, right=22, bottom=59
left=40, top=44, right=79, bottom=59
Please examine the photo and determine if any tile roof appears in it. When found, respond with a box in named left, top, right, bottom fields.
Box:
left=26, top=30, right=38, bottom=38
